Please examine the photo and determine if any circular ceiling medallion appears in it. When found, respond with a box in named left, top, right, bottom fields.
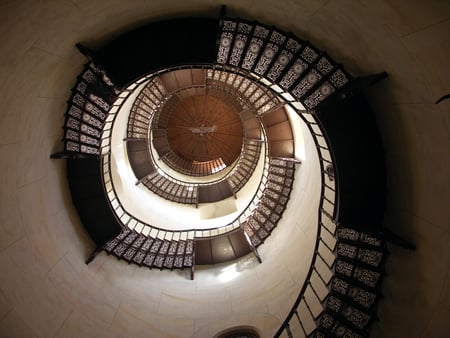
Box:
left=126, top=66, right=282, bottom=183
left=166, top=94, right=244, bottom=167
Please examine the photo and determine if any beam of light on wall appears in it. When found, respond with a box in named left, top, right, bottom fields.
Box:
left=285, top=104, right=306, bottom=162
left=115, top=143, right=129, bottom=179
left=218, top=263, right=240, bottom=282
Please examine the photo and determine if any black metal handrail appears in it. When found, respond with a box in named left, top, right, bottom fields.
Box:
left=271, top=107, right=340, bottom=337
left=126, top=65, right=274, bottom=188
left=99, top=65, right=295, bottom=239
left=58, top=13, right=389, bottom=336
left=220, top=69, right=341, bottom=337
left=100, top=62, right=339, bottom=336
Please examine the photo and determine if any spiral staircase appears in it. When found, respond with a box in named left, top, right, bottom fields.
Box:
left=50, top=8, right=415, bottom=338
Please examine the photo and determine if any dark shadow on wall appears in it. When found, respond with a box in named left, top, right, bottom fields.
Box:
left=315, top=92, right=387, bottom=232
left=365, top=81, right=418, bottom=244
left=94, top=18, right=220, bottom=87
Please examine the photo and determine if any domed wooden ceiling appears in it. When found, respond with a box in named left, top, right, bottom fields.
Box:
left=166, top=93, right=244, bottom=167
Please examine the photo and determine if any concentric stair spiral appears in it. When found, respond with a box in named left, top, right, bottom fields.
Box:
left=51, top=12, right=392, bottom=338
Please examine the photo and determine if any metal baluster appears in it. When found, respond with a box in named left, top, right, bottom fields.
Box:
left=294, top=309, right=307, bottom=337
left=285, top=323, right=293, bottom=338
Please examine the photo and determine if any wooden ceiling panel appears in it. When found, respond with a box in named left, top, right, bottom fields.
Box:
left=266, top=121, right=293, bottom=141
left=126, top=138, right=147, bottom=152
left=211, top=236, right=235, bottom=264
left=174, top=69, right=194, bottom=89
left=194, top=230, right=252, bottom=265
left=269, top=140, right=295, bottom=158
left=198, top=181, right=233, bottom=203
left=246, top=128, right=262, bottom=140
left=159, top=72, right=178, bottom=93
left=166, top=94, right=243, bottom=165
left=229, top=230, right=252, bottom=258
left=243, top=117, right=260, bottom=131
left=261, top=107, right=288, bottom=126
left=191, top=68, right=206, bottom=86
left=194, top=240, right=212, bottom=265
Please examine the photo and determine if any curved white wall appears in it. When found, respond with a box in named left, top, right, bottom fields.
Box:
left=109, top=79, right=270, bottom=231
left=0, top=1, right=449, bottom=338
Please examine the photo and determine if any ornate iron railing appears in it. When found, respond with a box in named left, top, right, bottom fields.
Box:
left=99, top=63, right=338, bottom=335
left=98, top=64, right=290, bottom=240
